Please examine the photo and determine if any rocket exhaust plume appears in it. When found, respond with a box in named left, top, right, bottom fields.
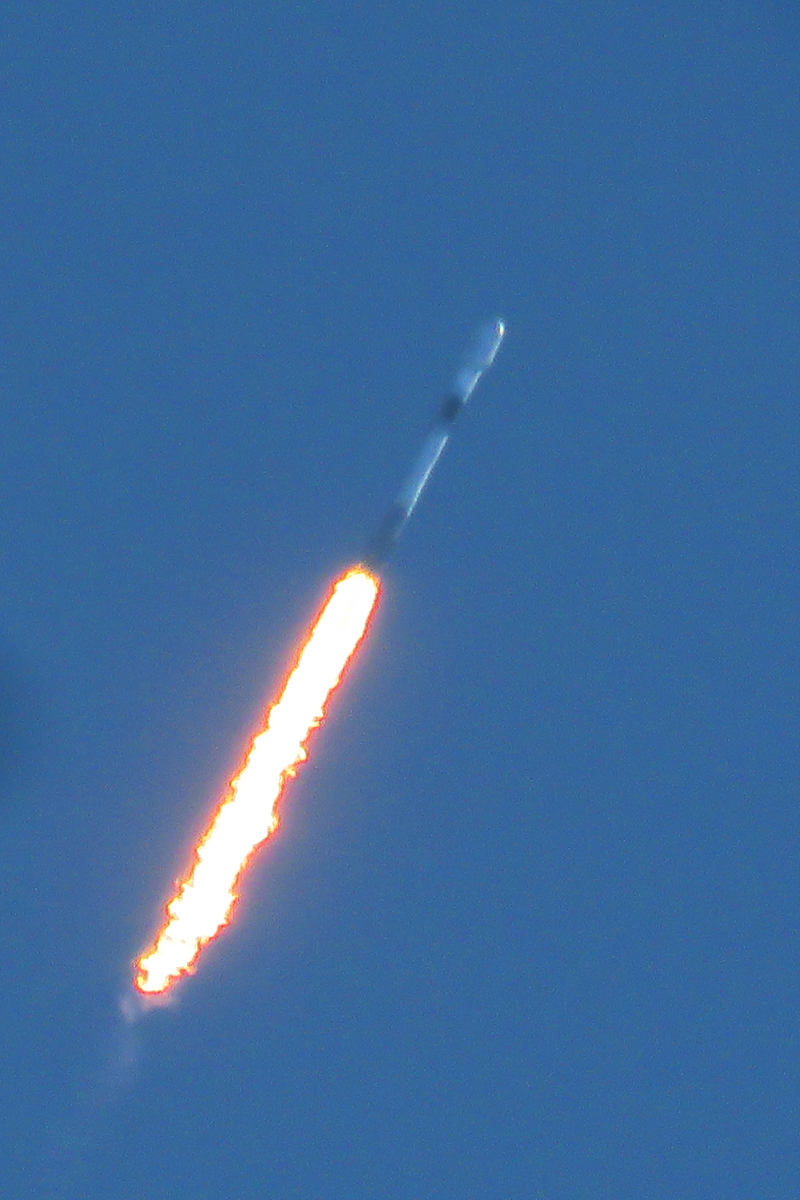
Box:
left=135, top=567, right=379, bottom=996
left=133, top=318, right=503, bottom=1001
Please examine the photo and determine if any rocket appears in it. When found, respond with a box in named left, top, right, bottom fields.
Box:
left=128, top=317, right=505, bottom=1008
left=363, top=318, right=505, bottom=569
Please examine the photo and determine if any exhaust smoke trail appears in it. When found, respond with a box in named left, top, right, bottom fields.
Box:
left=135, top=566, right=379, bottom=997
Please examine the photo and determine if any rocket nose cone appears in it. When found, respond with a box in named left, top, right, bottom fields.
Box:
left=467, top=318, right=506, bottom=372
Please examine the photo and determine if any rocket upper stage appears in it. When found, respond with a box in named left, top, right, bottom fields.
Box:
left=363, top=318, right=505, bottom=569
left=450, top=317, right=506, bottom=407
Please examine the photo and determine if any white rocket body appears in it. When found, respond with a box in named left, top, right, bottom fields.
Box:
left=363, top=318, right=505, bottom=569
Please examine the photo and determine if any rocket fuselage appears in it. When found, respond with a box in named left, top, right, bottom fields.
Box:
left=362, top=318, right=505, bottom=569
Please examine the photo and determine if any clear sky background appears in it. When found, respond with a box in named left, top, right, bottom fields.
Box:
left=2, top=3, right=800, bottom=1197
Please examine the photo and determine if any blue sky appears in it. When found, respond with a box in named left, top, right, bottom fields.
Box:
left=2, top=3, right=800, bottom=1197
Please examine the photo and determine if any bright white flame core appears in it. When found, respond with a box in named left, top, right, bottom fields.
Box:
left=135, top=567, right=379, bottom=994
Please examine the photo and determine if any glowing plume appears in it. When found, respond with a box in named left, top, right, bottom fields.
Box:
left=135, top=567, right=379, bottom=996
